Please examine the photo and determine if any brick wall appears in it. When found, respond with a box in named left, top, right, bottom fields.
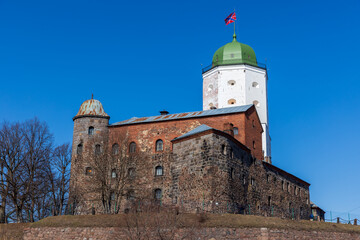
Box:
left=23, top=227, right=360, bottom=240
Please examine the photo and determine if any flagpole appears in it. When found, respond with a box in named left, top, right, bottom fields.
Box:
left=233, top=9, right=236, bottom=36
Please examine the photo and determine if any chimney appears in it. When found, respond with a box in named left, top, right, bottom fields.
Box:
left=160, top=110, right=169, bottom=116
left=223, top=122, right=234, bottom=137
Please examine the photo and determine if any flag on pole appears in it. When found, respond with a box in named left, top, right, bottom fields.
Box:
left=225, top=12, right=236, bottom=25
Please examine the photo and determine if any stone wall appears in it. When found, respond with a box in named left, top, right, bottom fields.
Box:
left=23, top=227, right=360, bottom=240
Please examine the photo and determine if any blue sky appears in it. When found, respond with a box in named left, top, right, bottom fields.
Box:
left=1, top=0, right=360, bottom=219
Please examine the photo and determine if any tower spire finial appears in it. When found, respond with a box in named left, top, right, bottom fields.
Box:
left=91, top=93, right=94, bottom=99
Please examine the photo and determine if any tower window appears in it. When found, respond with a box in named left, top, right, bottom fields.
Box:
left=88, top=126, right=94, bottom=135
left=111, top=169, right=117, bottom=178
left=228, top=99, right=236, bottom=105
left=95, top=144, right=101, bottom=155
left=112, top=143, right=119, bottom=155
left=228, top=80, right=236, bottom=86
left=221, top=144, right=226, bottom=155
left=155, top=166, right=163, bottom=176
left=233, top=127, right=238, bottom=135
left=155, top=139, right=163, bottom=152
left=252, top=82, right=259, bottom=88
left=208, top=84, right=213, bottom=91
left=253, top=100, right=260, bottom=107
left=154, top=189, right=162, bottom=200
left=129, top=142, right=136, bottom=153
left=85, top=167, right=92, bottom=175
left=77, top=144, right=83, bottom=155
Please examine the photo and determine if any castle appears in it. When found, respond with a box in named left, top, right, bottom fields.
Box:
left=69, top=34, right=311, bottom=219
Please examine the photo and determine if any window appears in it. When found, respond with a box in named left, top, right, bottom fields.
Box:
left=294, top=186, right=298, bottom=195
left=110, top=192, right=115, bottom=201
left=233, top=127, right=238, bottom=135
left=155, top=139, right=163, bottom=152
left=128, top=168, right=135, bottom=178
left=85, top=167, right=92, bottom=175
left=77, top=144, right=83, bottom=155
left=112, top=143, right=119, bottom=155
left=230, top=168, right=235, bottom=179
left=127, top=190, right=135, bottom=200
left=88, top=126, right=94, bottom=135
left=253, top=141, right=256, bottom=149
left=289, top=202, right=292, bottom=213
left=242, top=175, right=246, bottom=185
left=129, top=142, right=136, bottom=153
left=208, top=84, right=213, bottom=92
left=95, top=144, right=101, bottom=155
left=267, top=174, right=270, bottom=183
left=268, top=196, right=271, bottom=206
left=252, top=120, right=255, bottom=128
left=287, top=182, right=290, bottom=192
left=221, top=144, right=226, bottom=155
left=228, top=80, right=236, bottom=86
left=253, top=100, right=260, bottom=107
left=251, top=177, right=255, bottom=186
left=252, top=82, right=259, bottom=88
left=155, top=166, right=163, bottom=176
left=228, top=99, right=236, bottom=105
left=155, top=189, right=162, bottom=200
left=282, top=180, right=285, bottom=190
left=111, top=169, right=117, bottom=178
left=229, top=148, right=233, bottom=159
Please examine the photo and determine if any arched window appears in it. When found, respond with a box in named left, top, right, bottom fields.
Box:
left=253, top=141, right=256, bottom=149
left=154, top=189, right=162, bottom=200
left=233, top=127, right=238, bottom=135
left=221, top=144, right=226, bottom=155
left=208, top=84, right=213, bottom=92
left=252, top=82, right=259, bottom=88
left=111, top=169, right=117, bottom=178
left=88, top=126, right=94, bottom=135
left=155, top=139, right=163, bottom=152
left=253, top=100, right=260, bottom=107
left=155, top=166, right=163, bottom=176
left=77, top=144, right=83, bottom=155
left=128, top=168, right=135, bottom=178
left=129, top=142, right=136, bottom=153
left=228, top=99, right=236, bottom=105
left=85, top=167, right=92, bottom=175
left=112, top=143, right=119, bottom=155
left=230, top=168, right=235, bottom=179
left=95, top=144, right=101, bottom=155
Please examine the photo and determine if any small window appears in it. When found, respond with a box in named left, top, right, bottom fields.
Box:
left=111, top=169, right=117, bottom=178
left=253, top=100, right=260, bottom=107
left=267, top=174, right=270, bottom=183
left=242, top=175, right=246, bottom=185
left=155, top=139, right=163, bottom=152
left=95, top=144, right=101, bottom=155
left=252, top=120, right=255, bottom=128
left=77, top=144, right=83, bottom=155
left=110, top=192, right=115, bottom=201
left=268, top=196, right=271, bottom=206
left=155, top=189, right=162, bottom=200
left=127, top=190, right=135, bottom=200
left=128, top=168, right=135, bottom=178
left=88, top=126, right=94, bottom=135
left=230, top=168, right=235, bottom=179
left=252, top=82, right=259, bottom=88
left=112, top=143, right=119, bottom=155
left=129, top=142, right=136, bottom=153
left=251, top=177, right=255, bottom=186
left=233, top=127, right=238, bottom=135
left=252, top=141, right=256, bottom=149
left=282, top=180, right=285, bottom=190
left=228, top=99, right=236, bottom=105
left=221, top=144, right=226, bottom=155
left=287, top=182, right=290, bottom=192
left=228, top=80, right=236, bottom=86
left=155, top=166, right=163, bottom=176
left=208, top=84, right=213, bottom=91
left=229, top=148, right=233, bottom=159
left=85, top=167, right=92, bottom=175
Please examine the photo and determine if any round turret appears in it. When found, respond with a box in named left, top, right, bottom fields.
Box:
left=73, top=97, right=109, bottom=120
left=212, top=34, right=257, bottom=67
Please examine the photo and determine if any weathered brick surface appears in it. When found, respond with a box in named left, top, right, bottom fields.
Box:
left=69, top=106, right=309, bottom=219
left=23, top=227, right=360, bottom=240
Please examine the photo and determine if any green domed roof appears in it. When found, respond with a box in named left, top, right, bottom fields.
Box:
left=212, top=34, right=258, bottom=67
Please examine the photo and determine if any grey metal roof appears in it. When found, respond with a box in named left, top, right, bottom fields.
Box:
left=111, top=104, right=253, bottom=126
left=172, top=124, right=214, bottom=141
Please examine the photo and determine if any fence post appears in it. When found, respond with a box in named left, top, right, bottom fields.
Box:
left=330, top=211, right=332, bottom=223
left=354, top=219, right=358, bottom=225
left=337, top=217, right=340, bottom=224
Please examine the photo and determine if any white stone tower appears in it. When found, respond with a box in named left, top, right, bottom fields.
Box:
left=202, top=34, right=271, bottom=162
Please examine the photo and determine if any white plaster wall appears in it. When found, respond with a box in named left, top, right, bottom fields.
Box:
left=203, top=69, right=219, bottom=110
